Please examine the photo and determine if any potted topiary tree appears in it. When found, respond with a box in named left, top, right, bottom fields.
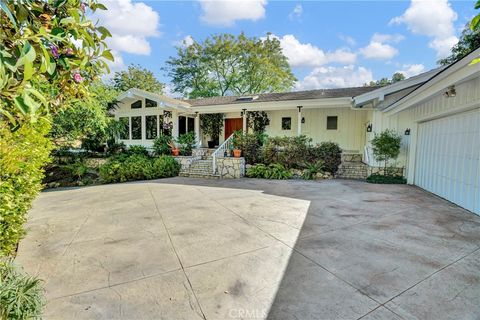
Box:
left=200, top=113, right=224, bottom=148
left=232, top=130, right=243, bottom=158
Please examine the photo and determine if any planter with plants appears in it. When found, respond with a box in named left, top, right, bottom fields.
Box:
left=232, top=131, right=243, bottom=158
left=177, top=132, right=196, bottom=156
left=168, top=140, right=180, bottom=156
left=200, top=113, right=224, bottom=148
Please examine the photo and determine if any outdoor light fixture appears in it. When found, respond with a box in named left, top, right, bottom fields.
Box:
left=405, top=128, right=411, bottom=136
left=443, top=85, right=456, bottom=98
left=301, top=117, right=305, bottom=124
left=366, top=123, right=372, bottom=132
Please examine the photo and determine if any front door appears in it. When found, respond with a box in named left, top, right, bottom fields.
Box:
left=224, top=118, right=243, bottom=140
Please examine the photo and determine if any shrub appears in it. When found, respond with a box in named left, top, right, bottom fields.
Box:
left=153, top=135, right=172, bottom=156
left=263, top=136, right=312, bottom=169
left=237, top=133, right=263, bottom=165
left=127, top=145, right=149, bottom=157
left=302, top=160, right=325, bottom=180
left=366, top=174, right=406, bottom=184
left=63, top=159, right=89, bottom=181
left=177, top=132, right=196, bottom=156
left=99, top=155, right=179, bottom=183
left=0, top=120, right=52, bottom=256
left=0, top=259, right=45, bottom=320
left=247, top=163, right=292, bottom=179
left=309, top=142, right=342, bottom=174
left=200, top=113, right=224, bottom=144
left=152, top=156, right=181, bottom=178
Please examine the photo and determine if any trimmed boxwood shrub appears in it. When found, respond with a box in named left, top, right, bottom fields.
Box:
left=99, top=154, right=180, bottom=183
left=366, top=174, right=406, bottom=184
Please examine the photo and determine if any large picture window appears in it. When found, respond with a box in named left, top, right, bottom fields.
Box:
left=145, top=98, right=157, bottom=108
left=146, top=115, right=158, bottom=140
left=119, top=117, right=129, bottom=140
left=131, top=116, right=142, bottom=140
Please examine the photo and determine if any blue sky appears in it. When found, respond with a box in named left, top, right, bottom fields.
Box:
left=95, top=0, right=477, bottom=94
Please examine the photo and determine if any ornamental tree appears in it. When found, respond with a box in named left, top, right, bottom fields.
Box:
left=0, top=0, right=113, bottom=126
left=371, top=130, right=402, bottom=175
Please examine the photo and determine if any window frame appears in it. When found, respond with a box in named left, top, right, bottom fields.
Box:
left=131, top=100, right=142, bottom=109
left=281, top=117, right=292, bottom=130
left=145, top=115, right=158, bottom=140
left=131, top=116, right=142, bottom=140
left=118, top=117, right=130, bottom=140
left=326, top=116, right=338, bottom=130
left=145, top=98, right=157, bottom=108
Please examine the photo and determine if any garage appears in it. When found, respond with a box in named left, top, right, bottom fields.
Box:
left=415, top=108, right=479, bottom=215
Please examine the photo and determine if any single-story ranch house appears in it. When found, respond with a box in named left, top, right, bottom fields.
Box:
left=114, top=47, right=479, bottom=215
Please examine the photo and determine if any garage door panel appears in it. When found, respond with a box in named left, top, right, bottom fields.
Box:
left=415, top=109, right=479, bottom=215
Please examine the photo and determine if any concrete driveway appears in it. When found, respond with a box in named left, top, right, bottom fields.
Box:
left=17, top=178, right=480, bottom=319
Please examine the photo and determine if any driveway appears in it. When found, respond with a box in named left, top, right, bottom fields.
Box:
left=17, top=178, right=480, bottom=319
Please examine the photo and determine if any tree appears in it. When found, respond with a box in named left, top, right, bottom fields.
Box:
left=365, top=72, right=406, bottom=87
left=112, top=64, right=164, bottom=93
left=200, top=113, right=224, bottom=146
left=165, top=33, right=297, bottom=98
left=371, top=130, right=402, bottom=175
left=438, top=27, right=480, bottom=65
left=247, top=111, right=270, bottom=134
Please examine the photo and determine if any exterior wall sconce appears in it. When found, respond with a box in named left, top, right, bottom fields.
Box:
left=301, top=117, right=305, bottom=124
left=405, top=128, right=411, bottom=136
left=366, top=123, right=372, bottom=132
left=443, top=85, right=456, bottom=98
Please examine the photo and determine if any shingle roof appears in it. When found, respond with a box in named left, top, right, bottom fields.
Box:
left=185, top=86, right=383, bottom=107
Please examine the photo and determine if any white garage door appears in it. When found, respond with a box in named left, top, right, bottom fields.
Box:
left=415, top=108, right=480, bottom=215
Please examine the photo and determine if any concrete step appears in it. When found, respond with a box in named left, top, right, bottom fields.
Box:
left=179, top=172, right=220, bottom=179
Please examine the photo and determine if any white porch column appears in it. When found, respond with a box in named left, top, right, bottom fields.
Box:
left=194, top=112, right=201, bottom=147
left=172, top=111, right=179, bottom=139
left=297, top=106, right=303, bottom=136
left=242, top=109, right=247, bottom=133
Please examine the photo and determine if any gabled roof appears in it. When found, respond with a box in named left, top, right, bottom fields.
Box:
left=185, top=86, right=382, bottom=107
left=118, top=88, right=190, bottom=109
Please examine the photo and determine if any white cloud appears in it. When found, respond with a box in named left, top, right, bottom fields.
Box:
left=174, top=35, right=195, bottom=48
left=267, top=34, right=356, bottom=67
left=390, top=0, right=458, bottom=57
left=296, top=65, right=373, bottom=90
left=199, top=0, right=267, bottom=27
left=289, top=4, right=302, bottom=20
left=92, top=0, right=161, bottom=73
left=359, top=41, right=398, bottom=60
left=338, top=34, right=356, bottom=47
left=371, top=33, right=405, bottom=43
left=396, top=63, right=426, bottom=78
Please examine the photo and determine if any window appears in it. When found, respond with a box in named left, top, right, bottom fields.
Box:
left=131, top=100, right=142, bottom=109
left=131, top=116, right=142, bottom=139
left=145, top=98, right=157, bottom=108
left=282, top=117, right=291, bottom=130
left=178, top=116, right=187, bottom=135
left=327, top=116, right=338, bottom=130
left=119, top=117, right=129, bottom=140
left=187, top=117, right=195, bottom=133
left=146, top=115, right=157, bottom=140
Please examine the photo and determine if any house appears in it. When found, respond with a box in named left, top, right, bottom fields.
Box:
left=114, top=47, right=479, bottom=214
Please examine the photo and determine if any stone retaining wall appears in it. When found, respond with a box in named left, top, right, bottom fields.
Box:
left=216, top=157, right=245, bottom=179
left=367, top=166, right=404, bottom=177
left=174, top=156, right=200, bottom=172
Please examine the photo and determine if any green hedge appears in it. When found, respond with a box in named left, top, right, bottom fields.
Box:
left=0, top=120, right=52, bottom=256
left=99, top=154, right=180, bottom=183
left=366, top=174, right=407, bottom=184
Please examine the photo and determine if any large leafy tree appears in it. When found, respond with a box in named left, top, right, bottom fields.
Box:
left=365, top=72, right=405, bottom=87
left=165, top=33, right=297, bottom=98
left=112, top=64, right=164, bottom=93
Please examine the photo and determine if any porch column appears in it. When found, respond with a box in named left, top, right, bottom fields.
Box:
left=297, top=106, right=303, bottom=136
left=172, top=111, right=179, bottom=139
left=194, top=112, right=201, bottom=147
left=242, top=108, right=247, bottom=133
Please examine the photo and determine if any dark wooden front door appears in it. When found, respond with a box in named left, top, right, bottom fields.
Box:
left=224, top=118, right=243, bottom=139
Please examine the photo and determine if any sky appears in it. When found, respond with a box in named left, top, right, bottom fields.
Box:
left=92, top=0, right=477, bottom=95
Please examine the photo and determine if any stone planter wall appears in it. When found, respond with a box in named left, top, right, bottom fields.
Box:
left=174, top=156, right=201, bottom=172
left=367, top=166, right=404, bottom=177
left=216, top=157, right=245, bottom=179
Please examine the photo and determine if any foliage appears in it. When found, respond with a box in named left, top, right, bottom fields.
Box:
left=302, top=160, right=325, bottom=180
left=246, top=163, right=292, bottom=180
left=99, top=155, right=180, bottom=183
left=126, top=145, right=149, bottom=157
left=112, top=64, right=164, bottom=94
left=200, top=113, right=224, bottom=142
left=371, top=130, right=402, bottom=174
left=63, top=159, right=89, bottom=181
left=247, top=111, right=270, bottom=134
left=438, top=24, right=480, bottom=65
left=0, top=259, right=45, bottom=320
left=153, top=135, right=173, bottom=156
left=365, top=72, right=406, bottom=87
left=366, top=174, right=406, bottom=184
left=0, top=120, right=52, bottom=256
left=165, top=33, right=296, bottom=98
left=177, top=132, right=196, bottom=156
left=236, top=133, right=263, bottom=164
left=51, top=81, right=118, bottom=145
left=0, top=0, right=112, bottom=126
left=263, top=135, right=312, bottom=169
left=309, top=142, right=342, bottom=174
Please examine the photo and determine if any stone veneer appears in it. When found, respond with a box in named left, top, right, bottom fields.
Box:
left=367, top=166, right=404, bottom=177
left=174, top=156, right=200, bottom=172
left=216, top=157, right=245, bottom=179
